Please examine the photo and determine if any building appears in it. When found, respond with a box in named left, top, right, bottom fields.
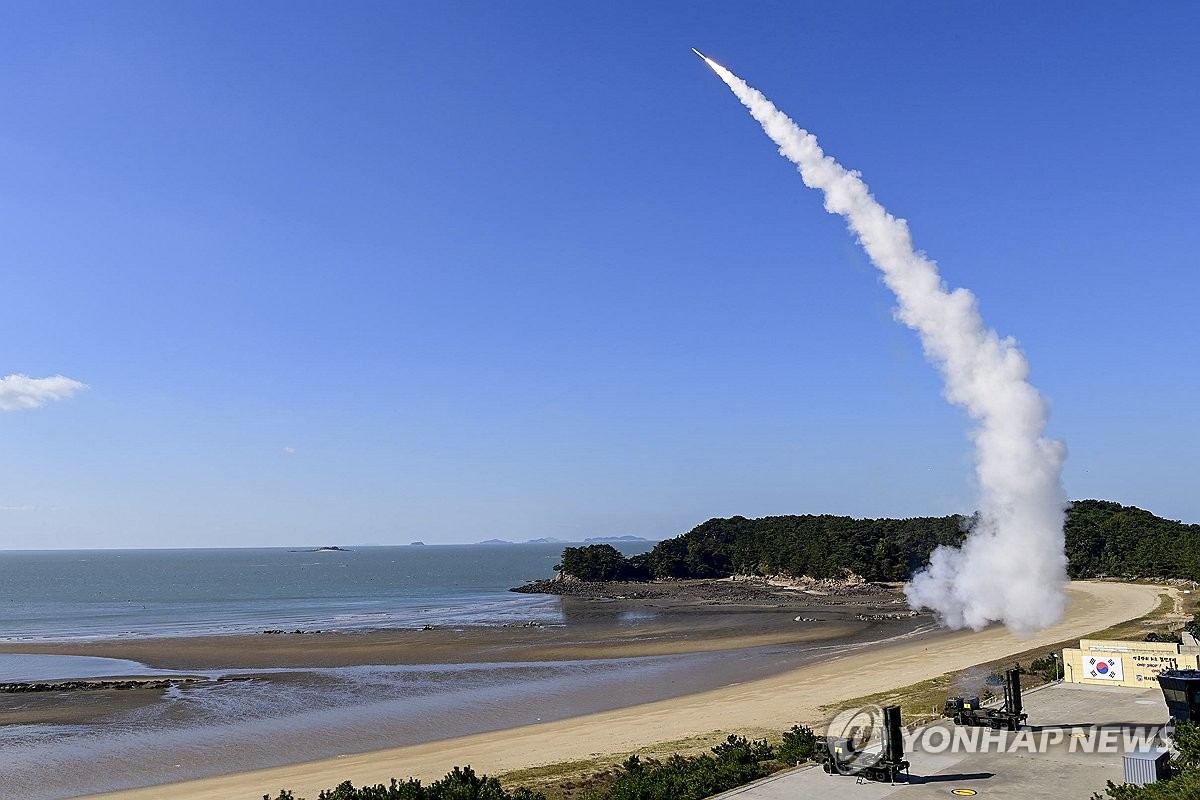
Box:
left=1062, top=633, right=1200, bottom=688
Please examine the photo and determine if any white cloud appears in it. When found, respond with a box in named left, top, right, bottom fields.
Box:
left=282, top=447, right=297, bottom=455
left=0, top=374, right=87, bottom=411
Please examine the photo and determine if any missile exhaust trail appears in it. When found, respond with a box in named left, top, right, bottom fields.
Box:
left=693, top=52, right=1068, bottom=635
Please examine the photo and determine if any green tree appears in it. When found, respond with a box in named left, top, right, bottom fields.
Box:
left=557, top=545, right=639, bottom=581
left=777, top=724, right=818, bottom=764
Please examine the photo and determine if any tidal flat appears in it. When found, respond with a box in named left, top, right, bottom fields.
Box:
left=0, top=580, right=932, bottom=799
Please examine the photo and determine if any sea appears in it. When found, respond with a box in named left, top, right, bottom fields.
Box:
left=0, top=544, right=925, bottom=799
left=0, top=542, right=805, bottom=799
left=0, top=543, right=626, bottom=642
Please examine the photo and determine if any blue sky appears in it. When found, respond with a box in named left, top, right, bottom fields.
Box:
left=2, top=1, right=1197, bottom=548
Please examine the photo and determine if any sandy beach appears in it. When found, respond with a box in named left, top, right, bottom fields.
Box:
left=74, top=580, right=1163, bottom=800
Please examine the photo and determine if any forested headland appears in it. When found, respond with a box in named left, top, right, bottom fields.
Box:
left=551, top=500, right=1200, bottom=584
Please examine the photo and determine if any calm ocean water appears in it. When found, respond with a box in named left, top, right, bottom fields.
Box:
left=0, top=542, right=651, bottom=641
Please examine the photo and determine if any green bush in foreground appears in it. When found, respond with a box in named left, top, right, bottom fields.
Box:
left=264, top=766, right=546, bottom=800
left=1092, top=721, right=1200, bottom=799
left=776, top=724, right=818, bottom=765
left=265, top=730, right=808, bottom=800
left=595, top=735, right=777, bottom=800
left=1092, top=768, right=1200, bottom=800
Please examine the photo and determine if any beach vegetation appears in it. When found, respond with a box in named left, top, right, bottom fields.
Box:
left=264, top=731, right=810, bottom=800
left=1027, top=655, right=1061, bottom=683
left=1092, top=768, right=1200, bottom=799
left=1170, top=720, right=1200, bottom=771
left=264, top=766, right=547, bottom=800
left=1092, top=720, right=1200, bottom=799
left=775, top=724, right=818, bottom=764
left=588, top=735, right=778, bottom=800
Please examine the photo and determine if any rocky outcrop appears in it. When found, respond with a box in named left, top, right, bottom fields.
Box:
left=510, top=576, right=901, bottom=606
left=0, top=677, right=204, bottom=694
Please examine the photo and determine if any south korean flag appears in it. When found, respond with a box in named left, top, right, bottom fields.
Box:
left=1087, top=656, right=1123, bottom=680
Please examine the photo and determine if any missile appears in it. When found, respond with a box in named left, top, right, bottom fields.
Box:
left=691, top=48, right=721, bottom=71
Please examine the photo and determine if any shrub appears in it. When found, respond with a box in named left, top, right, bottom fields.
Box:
left=1091, top=721, right=1200, bottom=799
left=595, top=735, right=777, bottom=800
left=776, top=724, right=818, bottom=764
left=266, top=767, right=546, bottom=800
left=1029, top=655, right=1060, bottom=683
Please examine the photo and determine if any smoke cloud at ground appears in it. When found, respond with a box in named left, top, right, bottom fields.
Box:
left=700, top=55, right=1067, bottom=635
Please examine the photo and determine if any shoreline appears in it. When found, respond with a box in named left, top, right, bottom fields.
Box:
left=3, top=580, right=927, bottom=799
left=0, top=578, right=913, bottom=670
left=76, top=580, right=1166, bottom=800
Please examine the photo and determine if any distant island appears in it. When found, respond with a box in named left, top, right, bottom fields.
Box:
left=474, top=535, right=651, bottom=545
left=410, top=541, right=426, bottom=546
left=290, top=546, right=351, bottom=553
left=584, top=535, right=648, bottom=543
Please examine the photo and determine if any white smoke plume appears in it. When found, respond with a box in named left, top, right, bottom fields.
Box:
left=0, top=374, right=87, bottom=411
left=699, top=53, right=1067, bottom=635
